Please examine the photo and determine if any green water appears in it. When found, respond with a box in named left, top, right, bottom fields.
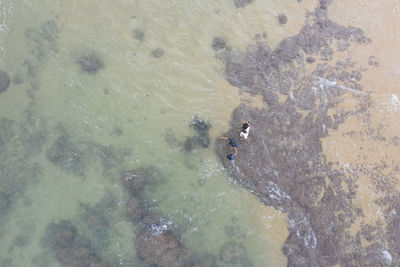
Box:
left=0, top=0, right=298, bottom=266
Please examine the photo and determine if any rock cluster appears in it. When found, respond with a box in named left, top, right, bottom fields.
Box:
left=215, top=2, right=393, bottom=266
left=122, top=168, right=198, bottom=267
left=183, top=117, right=212, bottom=153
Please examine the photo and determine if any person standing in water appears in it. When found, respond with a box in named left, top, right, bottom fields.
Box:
left=221, top=136, right=238, bottom=148
left=220, top=136, right=238, bottom=161
left=227, top=147, right=237, bottom=161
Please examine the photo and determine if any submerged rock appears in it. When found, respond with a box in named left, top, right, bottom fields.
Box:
left=190, top=116, right=211, bottom=135
left=77, top=54, right=103, bottom=74
left=212, top=37, right=226, bottom=51
left=123, top=168, right=153, bottom=197
left=136, top=215, right=192, bottom=267
left=127, top=197, right=144, bottom=222
left=132, top=29, right=145, bottom=42
left=151, top=48, right=165, bottom=59
left=184, top=116, right=212, bottom=152
left=0, top=70, right=10, bottom=93
left=46, top=135, right=84, bottom=173
left=44, top=220, right=108, bottom=267
left=278, top=14, right=288, bottom=24
left=233, top=0, right=252, bottom=8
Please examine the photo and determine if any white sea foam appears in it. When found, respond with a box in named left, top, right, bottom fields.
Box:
left=315, top=76, right=365, bottom=95
left=389, top=94, right=400, bottom=112
left=304, top=229, right=317, bottom=249
left=382, top=250, right=392, bottom=265
left=267, top=181, right=291, bottom=201
left=0, top=0, right=13, bottom=32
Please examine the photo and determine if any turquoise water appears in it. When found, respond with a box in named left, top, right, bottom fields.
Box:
left=0, top=0, right=311, bottom=266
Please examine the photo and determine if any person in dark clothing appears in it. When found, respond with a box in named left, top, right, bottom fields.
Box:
left=227, top=148, right=237, bottom=161
left=221, top=136, right=238, bottom=161
left=220, top=136, right=238, bottom=147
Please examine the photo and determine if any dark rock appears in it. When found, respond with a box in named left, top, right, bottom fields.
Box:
left=306, top=56, right=316, bottom=63
left=151, top=48, right=165, bottom=59
left=127, top=197, right=144, bottom=222
left=190, top=116, right=211, bottom=135
left=0, top=70, right=10, bottom=93
left=132, top=29, right=145, bottom=42
left=77, top=54, right=103, bottom=74
left=368, top=55, right=379, bottom=67
left=123, top=168, right=150, bottom=197
left=233, top=0, right=252, bottom=8
left=212, top=37, right=226, bottom=51
left=44, top=220, right=108, bottom=267
left=278, top=14, right=288, bottom=24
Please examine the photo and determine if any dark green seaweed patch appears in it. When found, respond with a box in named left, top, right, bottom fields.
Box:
left=183, top=116, right=212, bottom=153
left=46, top=134, right=87, bottom=175
left=0, top=117, right=45, bottom=214
left=43, top=220, right=108, bottom=267
left=212, top=37, right=226, bottom=51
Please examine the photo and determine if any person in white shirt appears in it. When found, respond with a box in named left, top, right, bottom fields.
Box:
left=240, top=129, right=249, bottom=139
left=240, top=121, right=250, bottom=140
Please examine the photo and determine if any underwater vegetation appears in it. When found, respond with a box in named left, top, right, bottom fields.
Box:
left=43, top=220, right=108, bottom=267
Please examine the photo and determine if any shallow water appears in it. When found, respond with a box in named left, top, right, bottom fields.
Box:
left=0, top=0, right=296, bottom=266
